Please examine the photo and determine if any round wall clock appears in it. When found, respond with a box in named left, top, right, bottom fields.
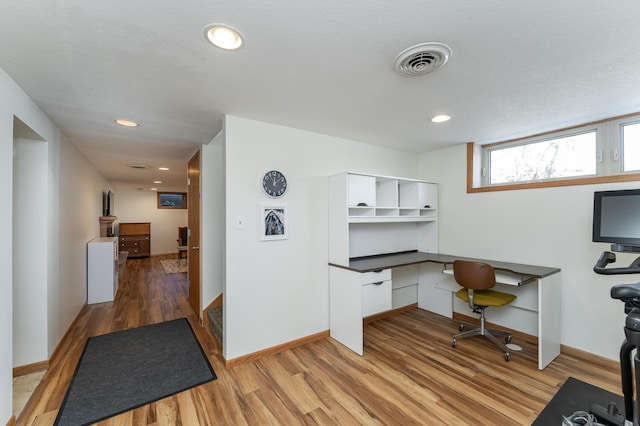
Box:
left=261, top=170, right=288, bottom=198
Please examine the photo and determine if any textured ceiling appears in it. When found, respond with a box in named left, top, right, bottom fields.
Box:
left=2, top=1, right=640, bottom=191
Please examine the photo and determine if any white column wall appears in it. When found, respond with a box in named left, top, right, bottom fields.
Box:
left=200, top=133, right=225, bottom=312
left=222, top=115, right=418, bottom=360
left=0, top=68, right=17, bottom=424
left=420, top=143, right=633, bottom=360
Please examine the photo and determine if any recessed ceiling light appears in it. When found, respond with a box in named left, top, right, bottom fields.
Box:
left=158, top=167, right=170, bottom=171
left=115, top=119, right=139, bottom=127
left=150, top=188, right=158, bottom=191
left=153, top=180, right=162, bottom=184
left=204, top=24, right=244, bottom=50
left=431, top=114, right=452, bottom=123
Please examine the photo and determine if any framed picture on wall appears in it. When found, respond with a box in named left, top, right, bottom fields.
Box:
left=260, top=203, right=288, bottom=241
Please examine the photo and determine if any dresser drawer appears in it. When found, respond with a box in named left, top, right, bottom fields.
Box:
left=362, top=280, right=392, bottom=316
left=120, top=241, right=142, bottom=248
left=360, top=269, right=391, bottom=285
left=120, top=235, right=148, bottom=242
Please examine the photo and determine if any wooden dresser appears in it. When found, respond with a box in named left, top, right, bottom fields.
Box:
left=119, top=222, right=151, bottom=258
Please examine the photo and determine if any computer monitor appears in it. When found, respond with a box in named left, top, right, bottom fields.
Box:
left=593, top=189, right=640, bottom=253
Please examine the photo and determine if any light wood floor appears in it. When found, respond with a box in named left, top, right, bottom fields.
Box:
left=15, top=255, right=622, bottom=425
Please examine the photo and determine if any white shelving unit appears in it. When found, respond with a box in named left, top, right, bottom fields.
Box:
left=328, top=172, right=439, bottom=355
left=343, top=173, right=437, bottom=223
left=329, top=172, right=438, bottom=265
left=87, top=237, right=118, bottom=304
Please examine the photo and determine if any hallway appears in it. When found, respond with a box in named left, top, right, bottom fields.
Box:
left=15, top=255, right=214, bottom=425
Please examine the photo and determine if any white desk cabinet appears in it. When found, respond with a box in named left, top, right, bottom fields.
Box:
left=329, top=267, right=392, bottom=355
left=87, top=237, right=118, bottom=304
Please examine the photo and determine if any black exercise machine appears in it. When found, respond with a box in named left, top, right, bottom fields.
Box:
left=591, top=251, right=640, bottom=426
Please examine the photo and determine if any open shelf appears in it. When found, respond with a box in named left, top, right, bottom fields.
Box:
left=345, top=173, right=437, bottom=222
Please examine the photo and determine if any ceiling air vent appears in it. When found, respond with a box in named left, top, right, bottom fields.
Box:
left=393, top=42, right=452, bottom=76
left=128, top=164, right=148, bottom=169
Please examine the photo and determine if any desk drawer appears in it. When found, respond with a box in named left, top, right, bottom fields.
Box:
left=360, top=269, right=391, bottom=285
left=363, top=280, right=392, bottom=316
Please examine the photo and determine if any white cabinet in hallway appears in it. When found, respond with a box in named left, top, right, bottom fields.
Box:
left=87, top=237, right=118, bottom=304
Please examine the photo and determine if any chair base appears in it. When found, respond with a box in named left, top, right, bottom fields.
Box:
left=452, top=315, right=512, bottom=361
left=177, top=246, right=188, bottom=265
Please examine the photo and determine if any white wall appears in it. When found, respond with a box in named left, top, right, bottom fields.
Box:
left=114, top=191, right=188, bottom=255
left=420, top=143, right=634, bottom=360
left=200, top=133, right=224, bottom=311
left=222, top=115, right=418, bottom=360
left=1, top=66, right=110, bottom=423
left=52, top=135, right=110, bottom=354
left=13, top=137, right=47, bottom=367
left=0, top=68, right=17, bottom=424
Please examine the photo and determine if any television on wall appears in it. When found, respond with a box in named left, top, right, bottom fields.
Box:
left=592, top=188, right=640, bottom=252
left=102, top=191, right=115, bottom=217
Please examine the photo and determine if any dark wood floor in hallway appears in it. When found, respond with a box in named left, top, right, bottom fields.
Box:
left=16, top=255, right=622, bottom=425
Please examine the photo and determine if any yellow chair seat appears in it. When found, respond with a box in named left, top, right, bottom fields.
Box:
left=455, top=288, right=516, bottom=307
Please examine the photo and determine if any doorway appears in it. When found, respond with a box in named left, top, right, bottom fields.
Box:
left=12, top=116, right=47, bottom=368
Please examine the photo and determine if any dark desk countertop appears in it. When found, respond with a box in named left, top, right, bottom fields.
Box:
left=329, top=251, right=560, bottom=278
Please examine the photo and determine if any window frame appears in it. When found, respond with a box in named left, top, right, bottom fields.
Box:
left=468, top=112, right=640, bottom=193
left=616, top=116, right=640, bottom=174
left=484, top=125, right=601, bottom=186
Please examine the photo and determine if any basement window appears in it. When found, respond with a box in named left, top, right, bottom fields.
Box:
left=488, top=130, right=597, bottom=185
left=623, top=121, right=640, bottom=172
left=157, top=192, right=187, bottom=209
left=468, top=113, right=640, bottom=192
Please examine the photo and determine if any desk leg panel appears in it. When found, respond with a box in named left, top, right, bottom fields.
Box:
left=538, top=272, right=561, bottom=370
left=330, top=267, right=364, bottom=355
left=418, top=263, right=454, bottom=317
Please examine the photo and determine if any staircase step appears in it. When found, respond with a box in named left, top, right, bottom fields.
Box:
left=206, top=306, right=222, bottom=342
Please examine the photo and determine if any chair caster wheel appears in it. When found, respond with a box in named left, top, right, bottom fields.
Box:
left=459, top=324, right=464, bottom=331
left=451, top=339, right=456, bottom=348
left=504, top=353, right=510, bottom=361
left=505, top=335, right=512, bottom=343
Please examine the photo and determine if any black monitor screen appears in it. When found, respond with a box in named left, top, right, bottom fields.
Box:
left=593, top=189, right=640, bottom=248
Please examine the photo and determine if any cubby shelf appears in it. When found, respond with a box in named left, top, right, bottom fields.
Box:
left=345, top=173, right=438, bottom=222
left=329, top=172, right=438, bottom=266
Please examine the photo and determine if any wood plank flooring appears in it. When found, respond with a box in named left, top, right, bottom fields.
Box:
left=16, top=255, right=622, bottom=425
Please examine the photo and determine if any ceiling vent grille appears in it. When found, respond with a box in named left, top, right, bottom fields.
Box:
left=128, top=164, right=148, bottom=169
left=393, top=42, right=452, bottom=76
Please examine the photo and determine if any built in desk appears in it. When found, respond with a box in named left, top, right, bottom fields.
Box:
left=329, top=251, right=561, bottom=370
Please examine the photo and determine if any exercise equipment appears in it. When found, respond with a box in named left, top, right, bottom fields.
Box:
left=591, top=251, right=640, bottom=426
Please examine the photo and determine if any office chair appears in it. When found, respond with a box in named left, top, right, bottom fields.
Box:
left=450, top=260, right=517, bottom=361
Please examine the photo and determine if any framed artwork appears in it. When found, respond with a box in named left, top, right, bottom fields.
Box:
left=260, top=203, right=288, bottom=241
left=157, top=192, right=187, bottom=209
